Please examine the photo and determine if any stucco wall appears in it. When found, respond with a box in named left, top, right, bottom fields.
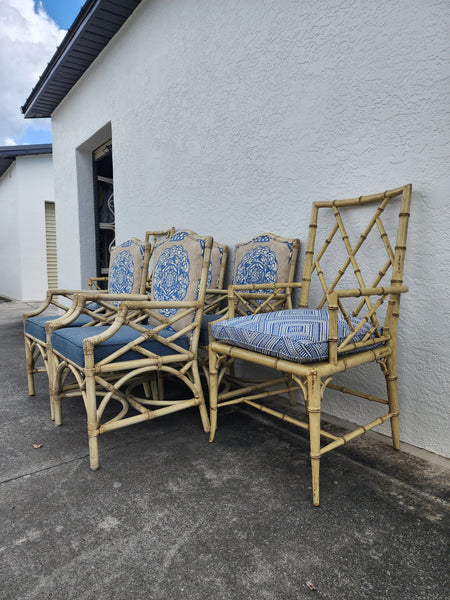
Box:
left=0, top=162, right=21, bottom=298
left=51, top=0, right=450, bottom=457
left=0, top=154, right=54, bottom=300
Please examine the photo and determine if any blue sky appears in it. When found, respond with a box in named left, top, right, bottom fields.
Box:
left=39, top=0, right=85, bottom=30
left=0, top=0, right=85, bottom=147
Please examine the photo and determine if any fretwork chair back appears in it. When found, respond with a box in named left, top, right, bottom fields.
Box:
left=23, top=230, right=175, bottom=397
left=209, top=185, right=412, bottom=506
left=47, top=232, right=213, bottom=470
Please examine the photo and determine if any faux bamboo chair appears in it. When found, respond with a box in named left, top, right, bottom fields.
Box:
left=46, top=232, right=213, bottom=470
left=208, top=185, right=412, bottom=506
left=23, top=230, right=173, bottom=396
left=200, top=233, right=300, bottom=348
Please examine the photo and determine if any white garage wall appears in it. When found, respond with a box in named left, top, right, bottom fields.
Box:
left=51, top=0, right=450, bottom=457
left=0, top=162, right=21, bottom=299
left=0, top=153, right=54, bottom=301
left=16, top=154, right=55, bottom=300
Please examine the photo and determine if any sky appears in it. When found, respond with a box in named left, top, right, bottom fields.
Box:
left=0, top=0, right=85, bottom=147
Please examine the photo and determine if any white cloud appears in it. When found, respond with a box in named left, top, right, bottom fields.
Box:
left=0, top=0, right=66, bottom=145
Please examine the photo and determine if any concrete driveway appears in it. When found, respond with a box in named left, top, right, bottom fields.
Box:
left=1, top=301, right=449, bottom=600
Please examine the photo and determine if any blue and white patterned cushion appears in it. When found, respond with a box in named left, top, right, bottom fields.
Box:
left=233, top=234, right=297, bottom=314
left=235, top=245, right=278, bottom=286
left=152, top=245, right=191, bottom=316
left=163, top=230, right=225, bottom=291
left=149, top=231, right=207, bottom=332
left=211, top=309, right=377, bottom=363
left=107, top=238, right=145, bottom=303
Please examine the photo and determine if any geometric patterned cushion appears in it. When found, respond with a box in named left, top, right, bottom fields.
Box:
left=233, top=233, right=298, bottom=314
left=51, top=325, right=189, bottom=368
left=107, top=238, right=146, bottom=300
left=24, top=314, right=93, bottom=342
left=211, top=308, right=376, bottom=363
left=149, top=230, right=208, bottom=332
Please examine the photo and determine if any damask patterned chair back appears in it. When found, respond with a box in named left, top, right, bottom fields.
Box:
left=149, top=230, right=214, bottom=334
left=150, top=229, right=228, bottom=296
left=232, top=233, right=300, bottom=315
left=107, top=238, right=147, bottom=297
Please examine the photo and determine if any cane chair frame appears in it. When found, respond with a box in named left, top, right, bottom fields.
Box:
left=46, top=237, right=213, bottom=470
left=208, top=185, right=412, bottom=506
left=23, top=229, right=174, bottom=397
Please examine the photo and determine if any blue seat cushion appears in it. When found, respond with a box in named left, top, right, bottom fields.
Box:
left=24, top=314, right=93, bottom=342
left=51, top=325, right=189, bottom=368
left=199, top=313, right=222, bottom=346
left=211, top=308, right=378, bottom=363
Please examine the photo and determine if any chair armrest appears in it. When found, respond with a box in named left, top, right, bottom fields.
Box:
left=334, top=285, right=408, bottom=298
left=88, top=276, right=109, bottom=290
left=75, top=299, right=201, bottom=355
left=326, top=285, right=409, bottom=364
left=23, top=288, right=106, bottom=320
left=45, top=292, right=150, bottom=333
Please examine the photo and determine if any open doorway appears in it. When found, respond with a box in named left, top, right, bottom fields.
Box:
left=93, top=140, right=114, bottom=278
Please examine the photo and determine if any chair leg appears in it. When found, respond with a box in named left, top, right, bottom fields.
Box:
left=24, top=336, right=36, bottom=396
left=47, top=345, right=59, bottom=423
left=192, top=363, right=210, bottom=433
left=85, top=372, right=100, bottom=470
left=142, top=374, right=159, bottom=401
left=151, top=376, right=160, bottom=401
left=208, top=347, right=219, bottom=442
left=307, top=372, right=322, bottom=507
left=385, top=356, right=400, bottom=450
left=157, top=372, right=165, bottom=401
left=288, top=375, right=297, bottom=406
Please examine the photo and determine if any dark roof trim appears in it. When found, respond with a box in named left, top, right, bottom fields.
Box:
left=0, top=144, right=52, bottom=179
left=22, top=0, right=142, bottom=119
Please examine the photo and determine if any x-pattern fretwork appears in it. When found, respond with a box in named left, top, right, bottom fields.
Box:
left=309, top=194, right=396, bottom=339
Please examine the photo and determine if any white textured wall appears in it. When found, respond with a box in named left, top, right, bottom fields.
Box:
left=0, top=154, right=54, bottom=300
left=16, top=154, right=55, bottom=300
left=51, top=0, right=450, bottom=457
left=0, top=162, right=21, bottom=298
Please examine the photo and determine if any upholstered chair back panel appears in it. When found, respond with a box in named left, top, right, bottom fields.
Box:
left=149, top=231, right=207, bottom=332
left=107, top=238, right=146, bottom=296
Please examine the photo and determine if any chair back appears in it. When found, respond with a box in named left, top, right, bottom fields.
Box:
left=144, top=228, right=176, bottom=292
left=107, top=238, right=147, bottom=297
left=149, top=231, right=214, bottom=336
left=299, top=185, right=412, bottom=353
left=232, top=233, right=300, bottom=314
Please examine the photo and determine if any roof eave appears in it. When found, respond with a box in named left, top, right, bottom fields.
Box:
left=22, top=0, right=142, bottom=119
